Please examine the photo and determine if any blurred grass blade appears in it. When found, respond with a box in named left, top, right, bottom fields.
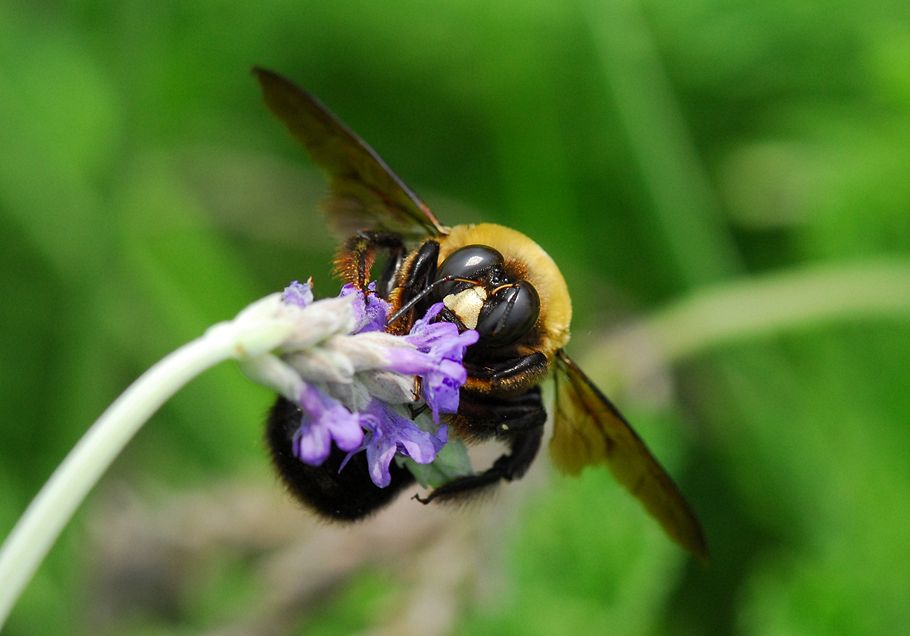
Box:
left=581, top=0, right=742, bottom=287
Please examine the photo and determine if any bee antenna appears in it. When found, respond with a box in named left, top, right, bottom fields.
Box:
left=387, top=275, right=476, bottom=326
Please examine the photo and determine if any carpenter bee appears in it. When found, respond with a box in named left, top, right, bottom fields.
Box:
left=255, top=68, right=707, bottom=559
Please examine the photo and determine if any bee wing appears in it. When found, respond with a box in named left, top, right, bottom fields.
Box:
left=254, top=67, right=447, bottom=240
left=550, top=351, right=708, bottom=560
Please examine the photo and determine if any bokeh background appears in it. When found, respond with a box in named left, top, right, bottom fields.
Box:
left=2, top=1, right=910, bottom=634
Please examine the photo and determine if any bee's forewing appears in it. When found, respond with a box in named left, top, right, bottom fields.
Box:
left=254, top=67, right=447, bottom=240
left=550, top=351, right=708, bottom=560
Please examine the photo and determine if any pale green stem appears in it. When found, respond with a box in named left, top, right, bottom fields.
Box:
left=0, top=315, right=291, bottom=628
left=648, top=259, right=910, bottom=362
left=586, top=259, right=910, bottom=388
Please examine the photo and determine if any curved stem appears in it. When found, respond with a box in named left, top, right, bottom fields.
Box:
left=0, top=327, right=240, bottom=627
left=649, top=259, right=910, bottom=362
left=587, top=259, right=910, bottom=388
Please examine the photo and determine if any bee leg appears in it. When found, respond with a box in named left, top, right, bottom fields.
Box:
left=465, top=352, right=549, bottom=394
left=396, top=239, right=439, bottom=301
left=266, top=396, right=415, bottom=520
left=335, top=230, right=406, bottom=294
left=454, top=386, right=548, bottom=440
left=415, top=425, right=544, bottom=504
left=377, top=248, right=405, bottom=299
left=387, top=240, right=440, bottom=329
left=416, top=387, right=546, bottom=503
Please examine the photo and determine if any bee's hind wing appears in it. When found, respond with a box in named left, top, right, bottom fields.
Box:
left=550, top=351, right=708, bottom=560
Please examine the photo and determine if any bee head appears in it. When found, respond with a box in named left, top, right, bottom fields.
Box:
left=435, top=245, right=540, bottom=345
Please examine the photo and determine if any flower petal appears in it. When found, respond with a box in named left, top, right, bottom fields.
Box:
left=356, top=400, right=447, bottom=487
left=282, top=280, right=314, bottom=307
left=294, top=384, right=365, bottom=464
left=328, top=415, right=366, bottom=452
left=339, top=282, right=390, bottom=333
left=294, top=417, right=331, bottom=465
left=394, top=422, right=444, bottom=464
left=366, top=434, right=397, bottom=488
left=383, top=347, right=437, bottom=375
left=424, top=374, right=460, bottom=421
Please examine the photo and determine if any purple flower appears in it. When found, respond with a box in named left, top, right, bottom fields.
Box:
left=282, top=280, right=314, bottom=308
left=355, top=400, right=447, bottom=488
left=386, top=303, right=479, bottom=422
left=277, top=285, right=474, bottom=490
left=293, top=384, right=365, bottom=466
left=340, top=282, right=390, bottom=333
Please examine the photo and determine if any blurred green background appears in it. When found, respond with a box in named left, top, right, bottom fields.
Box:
left=2, top=1, right=910, bottom=634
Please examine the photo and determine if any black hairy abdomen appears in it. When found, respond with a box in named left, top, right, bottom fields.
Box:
left=266, top=396, right=415, bottom=520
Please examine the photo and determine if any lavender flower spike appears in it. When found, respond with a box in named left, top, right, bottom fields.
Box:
left=247, top=284, right=475, bottom=485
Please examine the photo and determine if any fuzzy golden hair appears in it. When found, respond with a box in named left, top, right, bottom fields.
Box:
left=438, top=223, right=572, bottom=360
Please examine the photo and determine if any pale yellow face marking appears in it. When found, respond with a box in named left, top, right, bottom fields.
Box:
left=442, top=286, right=487, bottom=329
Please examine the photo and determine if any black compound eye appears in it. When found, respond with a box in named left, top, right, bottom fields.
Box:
left=475, top=280, right=540, bottom=345
left=435, top=245, right=504, bottom=297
